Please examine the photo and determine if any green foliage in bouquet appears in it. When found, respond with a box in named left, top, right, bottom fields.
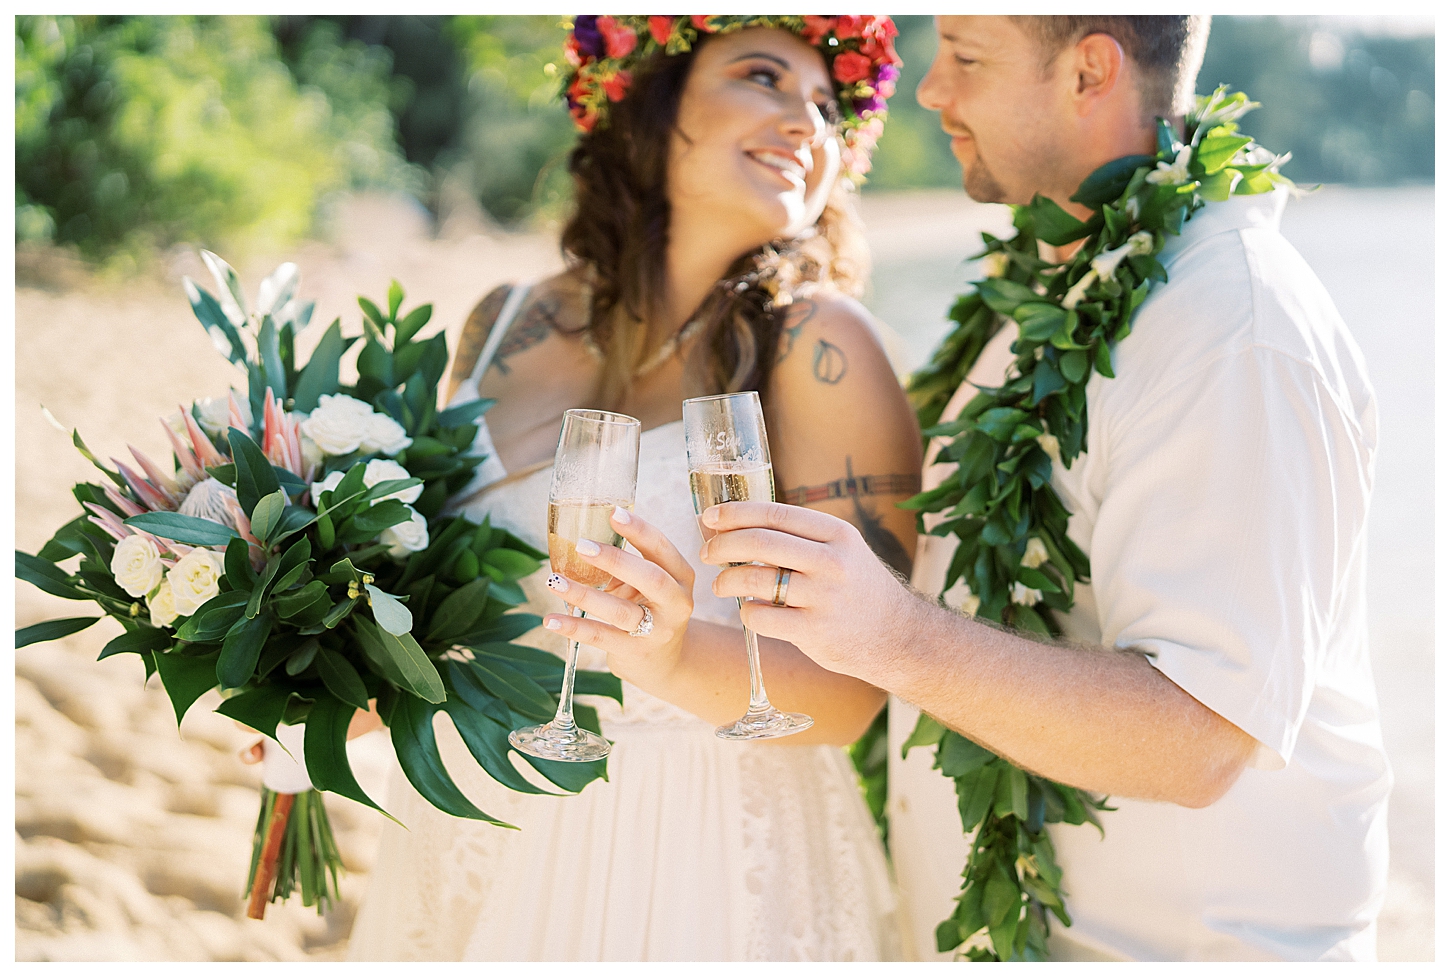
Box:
left=16, top=252, right=620, bottom=911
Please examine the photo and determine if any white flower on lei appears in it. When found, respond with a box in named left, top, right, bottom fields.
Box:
left=1037, top=431, right=1061, bottom=463
left=1145, top=145, right=1194, bottom=186
left=380, top=507, right=430, bottom=558
left=360, top=412, right=412, bottom=456
left=167, top=549, right=226, bottom=617
left=943, top=579, right=981, bottom=618
left=299, top=394, right=376, bottom=456
left=979, top=251, right=1011, bottom=279
left=111, top=535, right=164, bottom=598
left=1090, top=231, right=1155, bottom=282
left=1010, top=581, right=1044, bottom=606
left=1022, top=537, right=1050, bottom=569
left=364, top=458, right=423, bottom=505
left=1061, top=270, right=1097, bottom=310
left=148, top=580, right=179, bottom=628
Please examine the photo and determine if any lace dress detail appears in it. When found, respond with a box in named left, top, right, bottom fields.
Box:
left=345, top=287, right=897, bottom=960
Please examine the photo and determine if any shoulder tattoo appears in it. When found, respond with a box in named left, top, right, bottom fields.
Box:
left=491, top=296, right=563, bottom=375
left=775, top=299, right=818, bottom=364
left=812, top=339, right=847, bottom=384
left=450, top=286, right=511, bottom=386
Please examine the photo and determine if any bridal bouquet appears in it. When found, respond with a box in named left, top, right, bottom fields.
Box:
left=16, top=252, right=620, bottom=917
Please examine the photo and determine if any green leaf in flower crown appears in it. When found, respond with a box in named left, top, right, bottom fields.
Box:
left=154, top=650, right=221, bottom=725
left=440, top=698, right=556, bottom=795
left=304, top=694, right=397, bottom=822
left=218, top=611, right=273, bottom=689
left=228, top=428, right=281, bottom=517
left=365, top=584, right=413, bottom=636
left=390, top=694, right=514, bottom=826
left=16, top=616, right=101, bottom=648
left=1070, top=154, right=1156, bottom=209
left=291, top=319, right=349, bottom=414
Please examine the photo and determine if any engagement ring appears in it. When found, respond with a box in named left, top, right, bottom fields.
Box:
left=630, top=604, right=655, bottom=637
left=772, top=567, right=792, bottom=607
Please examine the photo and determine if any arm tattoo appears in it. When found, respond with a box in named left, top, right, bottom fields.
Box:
left=450, top=286, right=510, bottom=388
left=812, top=338, right=847, bottom=384
left=786, top=457, right=917, bottom=577
left=491, top=297, right=562, bottom=375
left=775, top=299, right=817, bottom=364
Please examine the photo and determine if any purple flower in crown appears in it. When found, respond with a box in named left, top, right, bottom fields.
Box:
left=573, top=15, right=606, bottom=60
left=875, top=61, right=901, bottom=96
left=854, top=94, right=888, bottom=117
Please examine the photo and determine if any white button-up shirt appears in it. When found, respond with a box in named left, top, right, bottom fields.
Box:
left=892, top=189, right=1391, bottom=961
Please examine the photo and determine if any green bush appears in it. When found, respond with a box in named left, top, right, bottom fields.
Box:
left=15, top=15, right=418, bottom=263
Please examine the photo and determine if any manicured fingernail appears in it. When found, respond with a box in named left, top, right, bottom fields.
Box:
left=612, top=506, right=631, bottom=525
left=547, top=573, right=568, bottom=593
left=544, top=618, right=562, bottom=631
left=576, top=538, right=601, bottom=557
left=699, top=543, right=710, bottom=562
left=702, top=507, right=720, bottom=528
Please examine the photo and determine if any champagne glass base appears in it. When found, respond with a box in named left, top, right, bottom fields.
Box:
left=715, top=708, right=814, bottom=741
left=509, top=723, right=611, bottom=762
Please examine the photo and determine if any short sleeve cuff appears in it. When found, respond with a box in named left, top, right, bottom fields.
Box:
left=1131, top=637, right=1295, bottom=771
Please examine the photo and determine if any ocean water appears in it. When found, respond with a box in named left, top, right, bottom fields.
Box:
left=858, top=185, right=1435, bottom=961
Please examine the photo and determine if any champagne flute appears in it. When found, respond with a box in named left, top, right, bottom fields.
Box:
left=683, top=391, right=814, bottom=740
left=509, top=409, right=641, bottom=762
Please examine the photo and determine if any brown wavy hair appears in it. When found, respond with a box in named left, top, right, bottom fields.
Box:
left=559, top=37, right=870, bottom=411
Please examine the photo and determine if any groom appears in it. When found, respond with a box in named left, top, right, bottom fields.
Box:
left=701, top=15, right=1391, bottom=962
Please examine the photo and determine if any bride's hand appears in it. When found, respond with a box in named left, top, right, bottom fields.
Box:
left=541, top=506, right=694, bottom=689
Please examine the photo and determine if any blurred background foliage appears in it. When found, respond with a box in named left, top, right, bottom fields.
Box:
left=14, top=14, right=1435, bottom=265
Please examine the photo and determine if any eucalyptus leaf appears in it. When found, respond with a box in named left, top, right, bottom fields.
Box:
left=123, top=512, right=237, bottom=546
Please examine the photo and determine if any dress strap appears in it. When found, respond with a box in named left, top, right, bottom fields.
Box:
left=468, top=281, right=535, bottom=387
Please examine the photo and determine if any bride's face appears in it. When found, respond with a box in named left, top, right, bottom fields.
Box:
left=668, top=28, right=843, bottom=249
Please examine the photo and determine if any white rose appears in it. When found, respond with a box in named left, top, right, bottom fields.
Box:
left=299, top=394, right=375, bottom=456
left=167, top=549, right=227, bottom=617
left=364, top=458, right=423, bottom=505
left=310, top=470, right=346, bottom=508
left=360, top=412, right=413, bottom=456
left=299, top=430, right=325, bottom=474
left=380, top=507, right=430, bottom=559
left=111, top=535, right=164, bottom=598
left=1010, top=581, right=1043, bottom=606
left=149, top=580, right=179, bottom=628
left=195, top=392, right=251, bottom=437
left=1022, top=537, right=1050, bottom=570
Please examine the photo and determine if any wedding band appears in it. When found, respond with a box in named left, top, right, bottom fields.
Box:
left=630, top=604, right=654, bottom=637
left=772, top=567, right=792, bottom=607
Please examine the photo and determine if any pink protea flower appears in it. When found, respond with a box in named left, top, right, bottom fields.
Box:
left=260, top=388, right=312, bottom=482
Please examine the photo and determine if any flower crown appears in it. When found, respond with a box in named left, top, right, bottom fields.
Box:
left=561, top=15, right=902, bottom=178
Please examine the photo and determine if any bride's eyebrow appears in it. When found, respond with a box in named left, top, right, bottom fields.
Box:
left=728, top=52, right=792, bottom=70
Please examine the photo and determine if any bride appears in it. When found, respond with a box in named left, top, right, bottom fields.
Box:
left=345, top=16, right=921, bottom=960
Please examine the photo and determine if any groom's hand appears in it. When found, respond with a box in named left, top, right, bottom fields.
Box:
left=700, top=501, right=914, bottom=680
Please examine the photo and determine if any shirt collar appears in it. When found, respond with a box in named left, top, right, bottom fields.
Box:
left=1157, top=187, right=1289, bottom=269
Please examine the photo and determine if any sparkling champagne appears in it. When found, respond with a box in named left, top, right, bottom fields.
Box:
left=547, top=499, right=628, bottom=589
left=689, top=465, right=775, bottom=550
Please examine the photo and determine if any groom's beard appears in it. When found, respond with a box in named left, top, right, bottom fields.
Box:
left=962, top=159, right=1009, bottom=206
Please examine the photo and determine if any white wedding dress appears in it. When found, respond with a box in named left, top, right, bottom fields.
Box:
left=346, top=286, right=897, bottom=961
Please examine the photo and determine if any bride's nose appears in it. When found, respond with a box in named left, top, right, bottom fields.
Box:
left=778, top=96, right=828, bottom=147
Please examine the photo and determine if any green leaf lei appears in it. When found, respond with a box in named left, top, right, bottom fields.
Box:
left=899, top=88, right=1292, bottom=961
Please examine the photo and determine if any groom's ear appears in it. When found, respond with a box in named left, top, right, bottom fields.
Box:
left=1067, top=32, right=1128, bottom=117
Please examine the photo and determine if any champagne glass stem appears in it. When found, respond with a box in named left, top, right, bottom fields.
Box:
left=737, top=598, right=773, bottom=717
left=552, top=604, right=588, bottom=729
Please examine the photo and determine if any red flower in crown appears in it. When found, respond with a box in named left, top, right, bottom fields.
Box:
left=597, top=16, right=638, bottom=59
left=832, top=51, right=873, bottom=86
left=602, top=69, right=632, bottom=103
left=648, top=16, right=674, bottom=46
left=801, top=16, right=834, bottom=45
left=691, top=15, right=715, bottom=32
left=832, top=16, right=867, bottom=40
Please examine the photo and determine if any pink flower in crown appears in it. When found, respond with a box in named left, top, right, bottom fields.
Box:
left=832, top=51, right=873, bottom=86
left=801, top=16, right=835, bottom=45
left=833, top=16, right=867, bottom=40
left=597, top=16, right=638, bottom=59
left=601, top=69, right=632, bottom=103
left=563, top=35, right=582, bottom=67
left=648, top=16, right=675, bottom=46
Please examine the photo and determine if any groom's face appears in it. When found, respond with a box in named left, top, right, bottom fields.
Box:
left=917, top=16, right=1072, bottom=206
